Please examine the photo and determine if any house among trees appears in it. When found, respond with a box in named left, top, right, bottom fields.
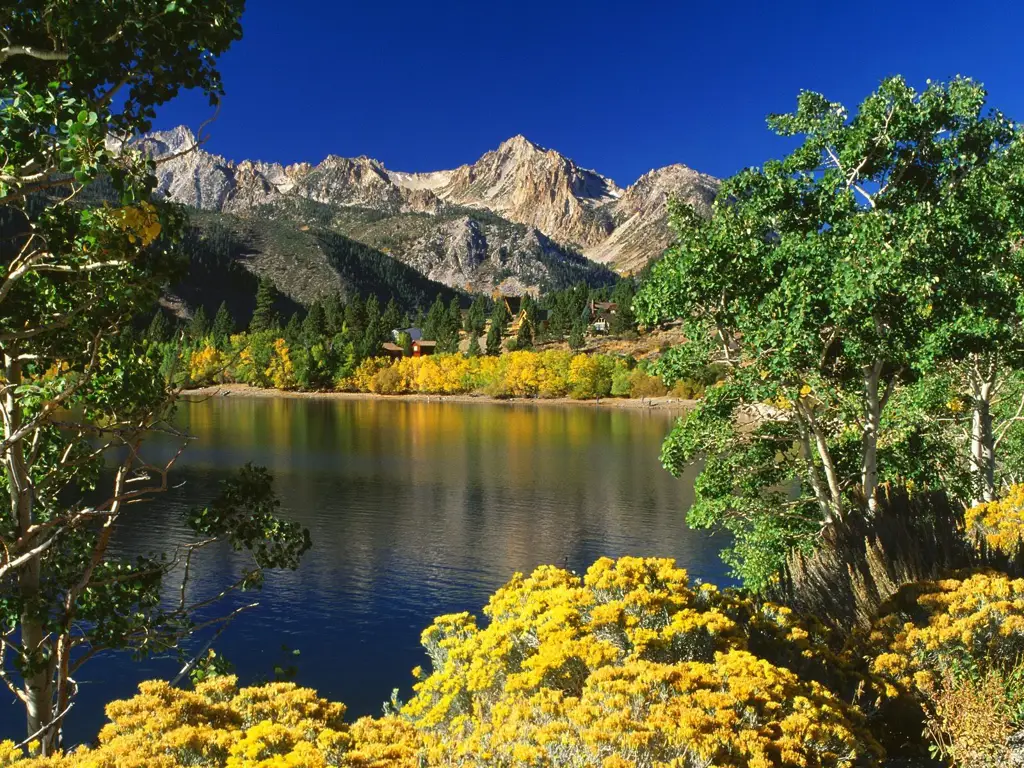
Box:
left=412, top=340, right=436, bottom=357
left=392, top=327, right=423, bottom=343
left=380, top=335, right=438, bottom=358
left=501, top=295, right=523, bottom=317
left=590, top=300, right=618, bottom=334
left=381, top=342, right=404, bottom=359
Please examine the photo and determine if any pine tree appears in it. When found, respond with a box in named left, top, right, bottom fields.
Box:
left=435, top=297, right=461, bottom=353
left=569, top=320, right=586, bottom=351
left=302, top=301, right=326, bottom=346
left=284, top=312, right=302, bottom=344
left=360, top=316, right=388, bottom=360
left=211, top=302, right=234, bottom=347
left=447, top=298, right=462, bottom=336
left=517, top=294, right=538, bottom=349
left=491, top=298, right=510, bottom=337
left=365, top=294, right=381, bottom=327
left=610, top=279, right=637, bottom=335
left=382, top=298, right=402, bottom=335
left=344, top=294, right=365, bottom=341
left=423, top=294, right=447, bottom=341
left=515, top=315, right=533, bottom=350
left=322, top=293, right=344, bottom=336
left=467, top=333, right=483, bottom=357
left=485, top=318, right=502, bottom=356
left=187, top=305, right=209, bottom=340
left=147, top=310, right=171, bottom=343
left=250, top=278, right=279, bottom=333
left=398, top=331, right=414, bottom=357
left=465, top=295, right=487, bottom=335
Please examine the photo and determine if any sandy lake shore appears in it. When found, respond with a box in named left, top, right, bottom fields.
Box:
left=180, top=383, right=695, bottom=412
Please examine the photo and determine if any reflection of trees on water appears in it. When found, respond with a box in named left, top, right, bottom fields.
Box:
left=146, top=399, right=719, bottom=599
left=95, top=398, right=724, bottom=729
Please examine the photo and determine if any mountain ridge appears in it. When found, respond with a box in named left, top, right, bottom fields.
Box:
left=137, top=127, right=718, bottom=291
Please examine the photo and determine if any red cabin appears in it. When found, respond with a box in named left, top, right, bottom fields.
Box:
left=412, top=340, right=437, bottom=357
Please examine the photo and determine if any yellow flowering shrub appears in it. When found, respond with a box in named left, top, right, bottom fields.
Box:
left=570, top=653, right=870, bottom=767
left=412, top=652, right=876, bottom=768
left=342, top=717, right=422, bottom=768
left=1, top=677, right=358, bottom=768
left=861, top=571, right=1024, bottom=763
left=404, top=557, right=880, bottom=767
left=965, top=484, right=1024, bottom=554
left=866, top=571, right=1024, bottom=697
left=0, top=742, right=24, bottom=766
left=1, top=559, right=891, bottom=768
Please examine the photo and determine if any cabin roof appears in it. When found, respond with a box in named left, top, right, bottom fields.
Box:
left=392, top=326, right=423, bottom=340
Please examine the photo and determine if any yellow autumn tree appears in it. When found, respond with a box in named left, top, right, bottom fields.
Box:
left=188, top=344, right=228, bottom=385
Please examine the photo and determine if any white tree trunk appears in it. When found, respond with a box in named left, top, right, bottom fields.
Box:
left=2, top=353, right=55, bottom=750
left=796, top=414, right=833, bottom=524
left=970, top=360, right=996, bottom=507
left=796, top=400, right=844, bottom=523
left=862, top=363, right=884, bottom=517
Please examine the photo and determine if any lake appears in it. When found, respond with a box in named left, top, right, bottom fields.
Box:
left=12, top=396, right=729, bottom=744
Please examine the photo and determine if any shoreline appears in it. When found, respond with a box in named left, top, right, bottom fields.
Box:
left=180, top=383, right=695, bottom=412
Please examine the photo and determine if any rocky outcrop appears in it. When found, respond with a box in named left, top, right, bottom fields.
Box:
left=586, top=164, right=719, bottom=273
left=131, top=126, right=308, bottom=213
left=133, top=127, right=718, bottom=286
left=394, top=214, right=608, bottom=295
left=395, top=135, right=622, bottom=249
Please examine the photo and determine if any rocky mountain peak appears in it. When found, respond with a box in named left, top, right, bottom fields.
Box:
left=495, top=134, right=543, bottom=153
left=585, top=163, right=718, bottom=273
left=131, top=126, right=718, bottom=275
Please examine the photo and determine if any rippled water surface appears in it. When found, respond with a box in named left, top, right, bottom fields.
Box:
left=12, top=397, right=729, bottom=743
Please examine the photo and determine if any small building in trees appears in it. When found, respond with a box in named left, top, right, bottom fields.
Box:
left=412, top=340, right=437, bottom=357
left=392, top=327, right=423, bottom=343
left=381, top=342, right=404, bottom=359
left=590, top=300, right=618, bottom=334
left=490, top=292, right=523, bottom=318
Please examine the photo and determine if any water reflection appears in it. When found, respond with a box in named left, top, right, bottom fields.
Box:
left=24, top=398, right=727, bottom=744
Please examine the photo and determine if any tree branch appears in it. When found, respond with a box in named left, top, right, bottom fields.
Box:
left=0, top=45, right=69, bottom=65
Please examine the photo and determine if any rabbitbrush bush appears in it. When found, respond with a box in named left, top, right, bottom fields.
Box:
left=0, top=557, right=886, bottom=768
left=864, top=569, right=1024, bottom=765
left=965, top=484, right=1024, bottom=555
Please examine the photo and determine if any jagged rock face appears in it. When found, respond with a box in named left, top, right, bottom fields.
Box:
left=586, top=164, right=719, bottom=273
left=292, top=155, right=404, bottom=211
left=394, top=215, right=599, bottom=294
left=131, top=127, right=304, bottom=213
left=134, top=126, right=719, bottom=286
left=397, top=135, right=622, bottom=249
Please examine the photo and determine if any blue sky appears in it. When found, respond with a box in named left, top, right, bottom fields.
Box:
left=155, top=0, right=1024, bottom=186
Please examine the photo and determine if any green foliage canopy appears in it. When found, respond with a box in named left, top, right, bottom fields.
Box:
left=637, top=76, right=1024, bottom=588
left=0, top=0, right=311, bottom=749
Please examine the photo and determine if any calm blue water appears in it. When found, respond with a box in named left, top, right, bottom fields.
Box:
left=0, top=397, right=728, bottom=744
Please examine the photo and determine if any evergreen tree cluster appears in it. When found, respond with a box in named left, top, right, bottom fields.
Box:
left=422, top=294, right=464, bottom=353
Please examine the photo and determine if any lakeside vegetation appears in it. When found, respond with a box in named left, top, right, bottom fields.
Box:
left=5, top=1, right=1024, bottom=766
left=150, top=267, right=699, bottom=401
